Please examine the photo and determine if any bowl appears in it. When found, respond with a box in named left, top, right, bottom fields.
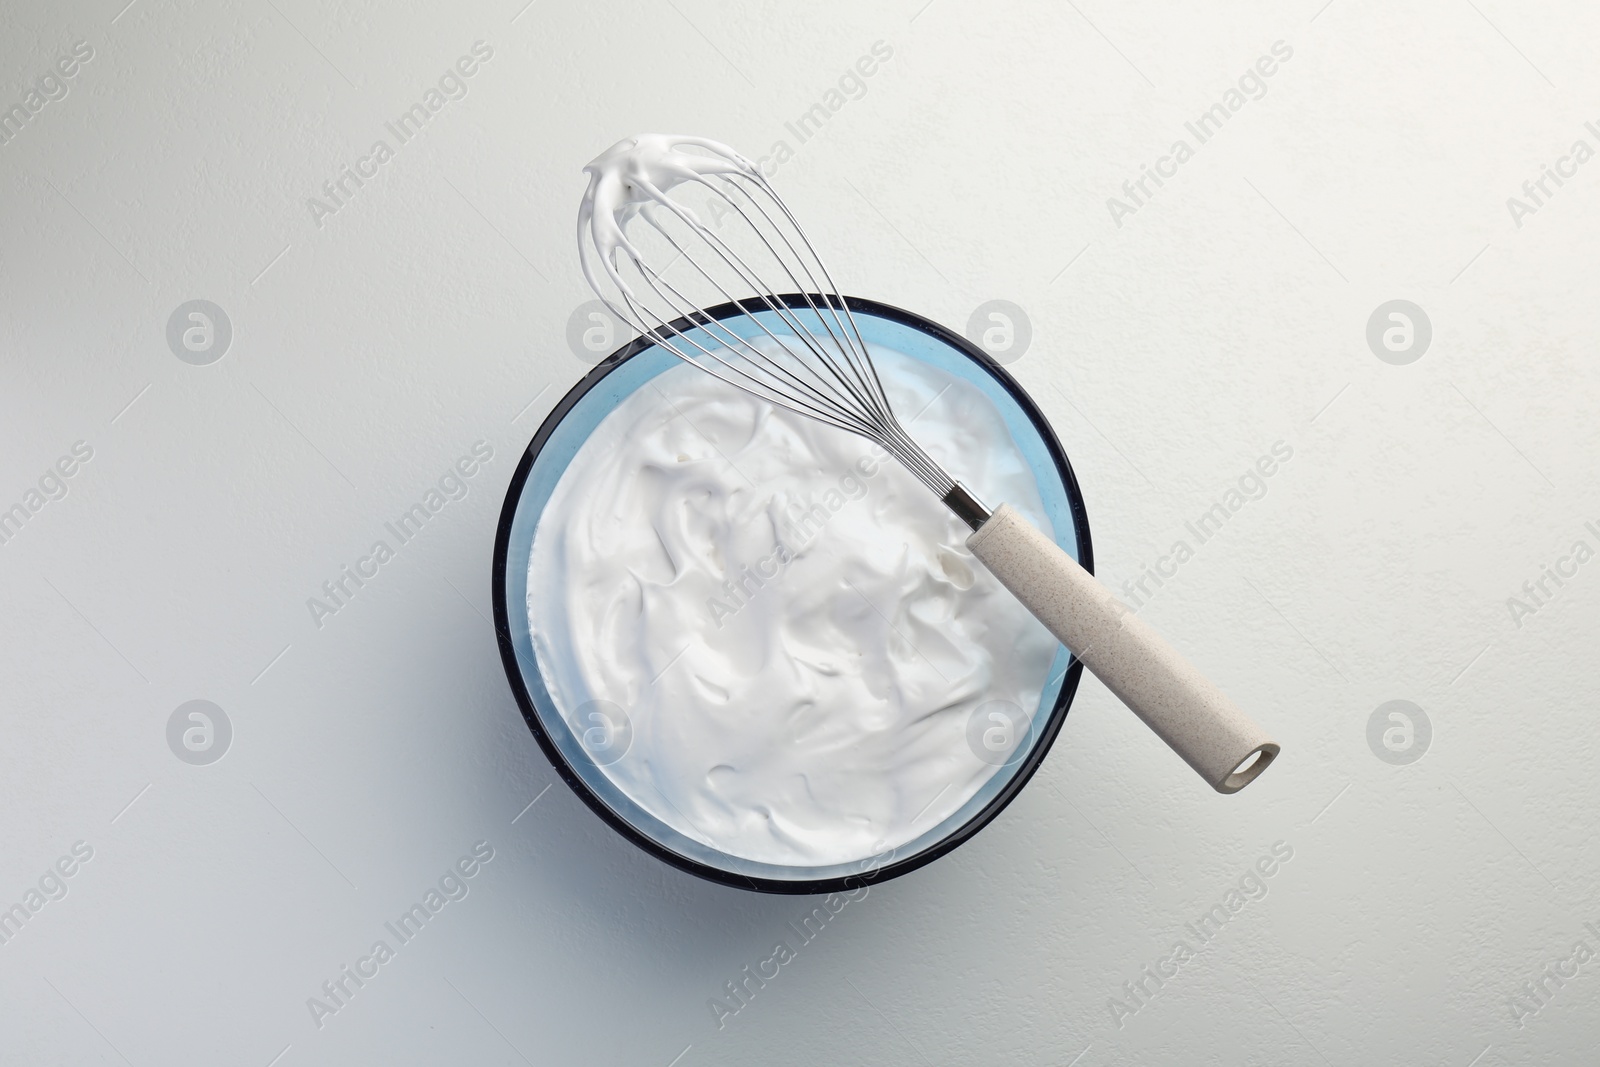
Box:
left=492, top=296, right=1092, bottom=894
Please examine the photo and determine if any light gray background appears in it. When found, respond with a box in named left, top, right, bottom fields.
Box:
left=2, top=0, right=1596, bottom=1064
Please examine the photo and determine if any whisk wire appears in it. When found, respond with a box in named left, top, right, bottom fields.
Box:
left=583, top=146, right=960, bottom=499
left=719, top=175, right=898, bottom=424
left=706, top=176, right=891, bottom=421
left=646, top=181, right=880, bottom=424
left=627, top=227, right=880, bottom=437
left=633, top=196, right=901, bottom=444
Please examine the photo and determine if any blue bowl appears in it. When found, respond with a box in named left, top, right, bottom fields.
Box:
left=493, top=296, right=1092, bottom=894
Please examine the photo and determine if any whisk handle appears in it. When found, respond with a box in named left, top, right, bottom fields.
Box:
left=967, top=504, right=1279, bottom=793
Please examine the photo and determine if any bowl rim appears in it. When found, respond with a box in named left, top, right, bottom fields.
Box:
left=492, top=294, right=1093, bottom=894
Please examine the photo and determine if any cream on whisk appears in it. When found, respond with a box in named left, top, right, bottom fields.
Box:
left=577, top=134, right=754, bottom=308
left=526, top=345, right=1058, bottom=868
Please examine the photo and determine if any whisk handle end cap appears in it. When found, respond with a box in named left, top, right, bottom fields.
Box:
left=967, top=504, right=1280, bottom=794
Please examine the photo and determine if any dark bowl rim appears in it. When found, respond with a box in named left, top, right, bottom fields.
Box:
left=491, top=294, right=1092, bottom=895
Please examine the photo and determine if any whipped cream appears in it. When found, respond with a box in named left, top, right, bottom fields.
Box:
left=526, top=345, right=1057, bottom=868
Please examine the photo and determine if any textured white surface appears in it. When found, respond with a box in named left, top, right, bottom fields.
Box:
left=1, top=1, right=1596, bottom=1064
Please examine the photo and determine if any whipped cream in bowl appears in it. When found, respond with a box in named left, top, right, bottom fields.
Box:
left=493, top=297, right=1092, bottom=892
